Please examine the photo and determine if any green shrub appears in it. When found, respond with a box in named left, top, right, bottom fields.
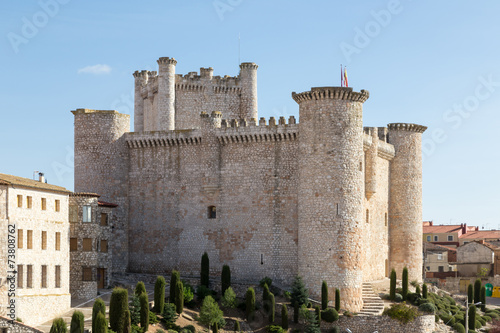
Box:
left=50, top=318, right=67, bottom=333
left=468, top=283, right=473, bottom=304
left=474, top=279, right=481, bottom=304
left=269, top=293, right=276, bottom=323
left=245, top=287, right=256, bottom=321
left=129, top=295, right=140, bottom=326
left=149, top=311, right=159, bottom=324
left=418, top=302, right=436, bottom=314
left=304, top=312, right=320, bottom=333
left=394, top=293, right=403, bottom=302
left=407, top=292, right=420, bottom=305
left=70, top=311, right=84, bottom=333
left=260, top=277, right=273, bottom=288
left=335, top=288, right=340, bottom=311
left=282, top=304, right=289, bottom=329
left=383, top=303, right=419, bottom=324
left=483, top=315, right=492, bottom=322
left=123, top=310, right=131, bottom=333
left=156, top=330, right=165, bottom=333
left=321, top=281, right=328, bottom=310
left=321, top=308, right=339, bottom=323
left=475, top=319, right=482, bottom=328
left=263, top=283, right=271, bottom=312
left=201, top=252, right=210, bottom=288
left=422, top=284, right=428, bottom=299
left=170, top=270, right=180, bottom=304
left=291, top=275, right=309, bottom=307
left=294, top=302, right=299, bottom=323
left=162, top=303, right=178, bottom=327
left=196, top=285, right=213, bottom=301
left=221, top=265, right=231, bottom=294
left=469, top=304, right=477, bottom=331
left=390, top=269, right=397, bottom=300
left=402, top=267, right=408, bottom=301
left=154, top=276, right=166, bottom=313
left=92, top=298, right=106, bottom=333
left=415, top=285, right=421, bottom=295
left=183, top=281, right=194, bottom=304
left=183, top=325, right=195, bottom=333
left=444, top=295, right=456, bottom=305
left=481, top=285, right=486, bottom=311
left=135, top=281, right=146, bottom=297
left=199, top=296, right=225, bottom=329
left=140, top=292, right=149, bottom=332
left=110, top=287, right=129, bottom=333
left=328, top=327, right=340, bottom=333
left=175, top=280, right=184, bottom=314
left=478, top=317, right=486, bottom=326
left=221, top=287, right=237, bottom=308
left=284, top=291, right=291, bottom=300
left=234, top=320, right=240, bottom=332
left=452, top=322, right=465, bottom=333
left=95, top=313, right=107, bottom=333
left=299, top=304, right=311, bottom=322
left=314, top=306, right=321, bottom=326
left=267, top=325, right=284, bottom=333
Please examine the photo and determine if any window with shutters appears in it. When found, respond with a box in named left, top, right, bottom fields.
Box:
left=17, top=195, right=22, bottom=208
left=55, top=200, right=60, bottom=212
left=27, top=196, right=32, bottom=208
left=82, top=267, right=92, bottom=281
left=83, top=206, right=92, bottom=222
left=17, top=265, right=23, bottom=288
left=55, top=232, right=61, bottom=251
left=55, top=265, right=61, bottom=288
left=70, top=238, right=78, bottom=251
left=100, top=240, right=108, bottom=253
left=41, top=198, right=47, bottom=210
left=41, top=265, right=47, bottom=288
left=41, top=231, right=47, bottom=250
left=101, top=213, right=108, bottom=226
left=69, top=205, right=78, bottom=223
left=27, top=265, right=33, bottom=288
left=27, top=230, right=33, bottom=249
left=83, top=238, right=92, bottom=251
left=18, top=229, right=23, bottom=249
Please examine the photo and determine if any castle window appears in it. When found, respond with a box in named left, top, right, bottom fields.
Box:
left=27, top=265, right=33, bottom=288
left=447, top=235, right=453, bottom=241
left=27, top=230, right=33, bottom=249
left=83, top=238, right=92, bottom=251
left=100, top=240, right=108, bottom=253
left=385, top=213, right=388, bottom=226
left=41, top=265, right=47, bottom=288
left=18, top=229, right=23, bottom=249
left=208, top=206, right=216, bottom=219
left=41, top=231, right=47, bottom=250
left=55, top=232, right=61, bottom=251
left=101, top=213, right=108, bottom=226
left=69, top=205, right=78, bottom=223
left=55, top=199, right=60, bottom=212
left=261, top=254, right=264, bottom=265
left=27, top=196, right=32, bottom=208
left=366, top=209, right=369, bottom=223
left=17, top=265, right=23, bottom=288
left=82, top=267, right=92, bottom=281
left=17, top=195, right=22, bottom=208
left=70, top=238, right=78, bottom=251
left=359, top=161, right=363, bottom=171
left=83, top=205, right=92, bottom=222
left=41, top=198, right=47, bottom=210
left=55, top=265, right=61, bottom=288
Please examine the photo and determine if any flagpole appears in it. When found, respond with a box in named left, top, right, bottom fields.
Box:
left=340, top=64, right=343, bottom=87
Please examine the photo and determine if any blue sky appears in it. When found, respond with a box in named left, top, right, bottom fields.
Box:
left=1, top=1, right=499, bottom=228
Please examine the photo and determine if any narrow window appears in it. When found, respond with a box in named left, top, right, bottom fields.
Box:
left=426, top=266, right=430, bottom=271
left=27, top=265, right=33, bottom=288
left=18, top=229, right=23, bottom=249
left=55, top=265, right=61, bottom=288
left=83, top=206, right=92, bottom=222
left=27, top=230, right=33, bottom=249
left=366, top=209, right=369, bottom=223
left=41, top=198, right=47, bottom=210
left=27, top=196, right=32, bottom=209
left=434, top=235, right=438, bottom=242
left=385, top=212, right=388, bottom=226
left=17, top=265, right=23, bottom=288
left=447, top=235, right=453, bottom=241
left=82, top=267, right=92, bottom=281
left=41, top=231, right=47, bottom=250
left=100, top=213, right=108, bottom=226
left=83, top=238, right=92, bottom=251
left=359, top=161, right=363, bottom=171
left=100, top=240, right=108, bottom=253
left=336, top=203, right=339, bottom=216
left=17, top=195, right=23, bottom=208
left=55, top=200, right=60, bottom=212
left=41, top=265, right=47, bottom=288
left=437, top=253, right=443, bottom=260
left=208, top=206, right=216, bottom=219
left=426, top=235, right=431, bottom=242
left=70, top=238, right=78, bottom=251
left=55, top=232, right=61, bottom=251
left=69, top=205, right=78, bottom=223
left=261, top=254, right=264, bottom=265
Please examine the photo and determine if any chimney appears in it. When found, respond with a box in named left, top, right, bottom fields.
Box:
left=39, top=172, right=45, bottom=183
left=462, top=223, right=467, bottom=234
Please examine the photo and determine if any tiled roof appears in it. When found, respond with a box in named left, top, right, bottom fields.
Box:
left=424, top=242, right=457, bottom=252
left=460, top=230, right=500, bottom=240
left=423, top=224, right=462, bottom=234
left=98, top=200, right=118, bottom=208
left=0, top=173, right=71, bottom=194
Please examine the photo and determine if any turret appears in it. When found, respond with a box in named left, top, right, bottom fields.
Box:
left=157, top=57, right=177, bottom=131
left=387, top=123, right=427, bottom=282
left=293, top=87, right=369, bottom=312
left=365, top=127, right=378, bottom=199
left=133, top=70, right=148, bottom=132
left=239, top=62, right=258, bottom=121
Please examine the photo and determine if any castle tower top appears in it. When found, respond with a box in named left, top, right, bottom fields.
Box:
left=292, top=87, right=369, bottom=104
left=239, top=62, right=258, bottom=70
left=157, top=57, right=177, bottom=65
left=387, top=123, right=427, bottom=133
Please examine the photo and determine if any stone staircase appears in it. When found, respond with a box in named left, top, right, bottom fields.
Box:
left=358, top=282, right=385, bottom=316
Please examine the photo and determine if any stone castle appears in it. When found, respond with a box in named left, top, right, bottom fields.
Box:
left=72, top=57, right=427, bottom=312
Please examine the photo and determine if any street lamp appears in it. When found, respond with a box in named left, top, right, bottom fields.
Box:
left=464, top=296, right=481, bottom=331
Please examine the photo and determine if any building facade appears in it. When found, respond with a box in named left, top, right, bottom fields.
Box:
left=72, top=57, right=427, bottom=312
left=0, top=173, right=71, bottom=326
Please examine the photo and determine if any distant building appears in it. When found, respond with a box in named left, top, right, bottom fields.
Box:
left=459, top=230, right=500, bottom=246
left=423, top=242, right=457, bottom=278
left=454, top=240, right=499, bottom=277
left=423, top=221, right=478, bottom=247
left=0, top=173, right=71, bottom=326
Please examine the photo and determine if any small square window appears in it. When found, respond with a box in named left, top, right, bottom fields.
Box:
left=100, top=213, right=108, bottom=226
left=83, top=238, right=92, bottom=251
left=82, top=267, right=92, bottom=281
left=17, top=195, right=23, bottom=208
left=83, top=206, right=92, bottom=222
left=208, top=206, right=216, bottom=219
left=437, top=253, right=443, bottom=260
left=70, top=238, right=78, bottom=252
left=447, top=235, right=453, bottom=241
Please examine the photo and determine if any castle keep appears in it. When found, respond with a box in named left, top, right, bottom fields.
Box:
left=73, top=57, right=426, bottom=312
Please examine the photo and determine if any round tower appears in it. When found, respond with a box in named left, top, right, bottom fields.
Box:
left=72, top=108, right=130, bottom=272
left=239, top=62, right=258, bottom=121
left=387, top=123, right=427, bottom=282
left=293, top=87, right=369, bottom=312
left=133, top=70, right=148, bottom=132
left=157, top=57, right=177, bottom=131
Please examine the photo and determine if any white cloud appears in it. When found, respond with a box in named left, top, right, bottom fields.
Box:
left=77, top=64, right=112, bottom=75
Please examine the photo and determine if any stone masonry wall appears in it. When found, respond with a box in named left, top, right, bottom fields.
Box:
left=0, top=316, right=44, bottom=333
left=323, top=314, right=435, bottom=333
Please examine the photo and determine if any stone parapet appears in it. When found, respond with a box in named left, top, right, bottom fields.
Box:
left=388, top=123, right=428, bottom=133
left=292, top=87, right=370, bottom=103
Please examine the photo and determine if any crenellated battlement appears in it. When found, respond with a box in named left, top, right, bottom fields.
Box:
left=292, top=87, right=370, bottom=104
left=387, top=123, right=427, bottom=133
left=157, top=57, right=177, bottom=65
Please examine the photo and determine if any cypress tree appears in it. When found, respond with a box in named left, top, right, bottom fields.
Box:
left=169, top=270, right=180, bottom=304
left=335, top=288, right=340, bottom=311
left=467, top=283, right=473, bottom=303
left=246, top=287, right=256, bottom=321
left=201, top=252, right=210, bottom=288
left=422, top=283, right=428, bottom=299
left=135, top=281, right=146, bottom=297
left=50, top=318, right=67, bottom=333
left=315, top=305, right=321, bottom=326
left=175, top=280, right=184, bottom=314
left=139, top=292, right=149, bottom=331
left=282, top=304, right=289, bottom=329
left=415, top=285, right=421, bottom=296
left=123, top=310, right=131, bottom=333
left=154, top=275, right=166, bottom=314
left=474, top=278, right=481, bottom=304
left=95, top=312, right=107, bottom=333
left=213, top=322, right=218, bottom=333
left=321, top=281, right=328, bottom=310
left=480, top=285, right=486, bottom=311
left=221, top=264, right=231, bottom=294
left=469, top=304, right=476, bottom=331
left=263, top=283, right=270, bottom=313
left=92, top=298, right=106, bottom=333
left=293, top=301, right=299, bottom=323
left=109, top=287, right=128, bottom=333
left=70, top=311, right=84, bottom=333
left=268, top=292, right=275, bottom=323
left=390, top=269, right=397, bottom=301
left=234, top=320, right=240, bottom=332
left=402, top=267, right=408, bottom=301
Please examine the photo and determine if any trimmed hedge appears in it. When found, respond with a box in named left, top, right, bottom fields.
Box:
left=110, top=287, right=129, bottom=333
left=321, top=308, right=339, bottom=323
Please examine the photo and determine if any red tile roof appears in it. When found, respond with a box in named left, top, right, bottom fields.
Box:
left=423, top=224, right=463, bottom=234
left=460, top=230, right=500, bottom=240
left=98, top=200, right=118, bottom=208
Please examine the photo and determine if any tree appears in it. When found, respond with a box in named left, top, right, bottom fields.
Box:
left=122, top=310, right=131, bottom=333
left=221, top=287, right=237, bottom=308
left=480, top=285, right=486, bottom=311
left=154, top=276, right=166, bottom=314
left=245, top=287, right=256, bottom=321
left=468, top=283, right=473, bottom=303
left=50, top=318, right=67, bottom=333
left=221, top=265, right=231, bottom=294
left=70, top=311, right=84, bottom=333
left=469, top=304, right=476, bottom=331
left=129, top=295, right=140, bottom=326
left=135, top=281, right=146, bottom=297
left=92, top=298, right=106, bottom=333
left=335, top=288, right=340, bottom=311
left=94, top=312, right=107, bottom=333
left=269, top=292, right=275, bottom=323
left=110, top=287, right=129, bottom=333
left=282, top=304, right=289, bottom=329
left=415, top=285, right=421, bottom=296
left=402, top=267, right=409, bottom=301
left=390, top=269, right=397, bottom=300
left=304, top=312, right=320, bottom=333
left=291, top=275, right=309, bottom=307
left=422, top=283, right=428, bottom=299
left=321, top=281, right=328, bottom=310
left=175, top=280, right=184, bottom=314
left=199, top=296, right=225, bottom=329
left=293, top=302, right=299, bottom=323
left=474, top=278, right=482, bottom=304
left=162, top=303, right=179, bottom=327
left=139, top=292, right=149, bottom=331
left=201, top=252, right=210, bottom=288
left=263, top=283, right=271, bottom=313
left=170, top=270, right=180, bottom=304
left=314, top=306, right=321, bottom=327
